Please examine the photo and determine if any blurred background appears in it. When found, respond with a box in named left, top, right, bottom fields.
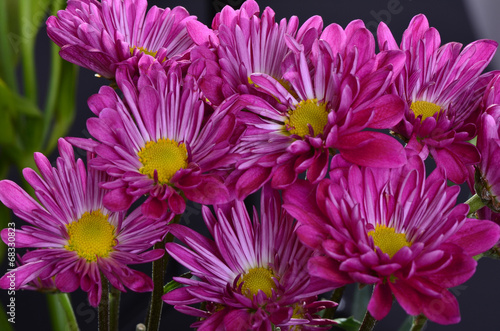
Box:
left=1, top=0, right=500, bottom=330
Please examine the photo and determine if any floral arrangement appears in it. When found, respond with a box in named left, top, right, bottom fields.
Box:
left=1, top=0, right=500, bottom=330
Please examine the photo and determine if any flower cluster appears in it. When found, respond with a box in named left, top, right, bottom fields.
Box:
left=1, top=0, right=500, bottom=330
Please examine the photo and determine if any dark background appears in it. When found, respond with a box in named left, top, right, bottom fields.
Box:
left=2, top=0, right=500, bottom=330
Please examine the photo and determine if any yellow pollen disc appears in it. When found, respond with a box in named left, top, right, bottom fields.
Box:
left=129, top=46, right=158, bottom=57
left=137, top=138, right=188, bottom=185
left=65, top=210, right=116, bottom=262
left=410, top=100, right=441, bottom=121
left=237, top=267, right=277, bottom=298
left=285, top=99, right=329, bottom=137
left=368, top=224, right=411, bottom=258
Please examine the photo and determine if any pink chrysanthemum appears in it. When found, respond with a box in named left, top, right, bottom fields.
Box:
left=46, top=0, right=197, bottom=78
left=283, top=153, right=500, bottom=324
left=229, top=20, right=407, bottom=198
left=187, top=0, right=323, bottom=106
left=0, top=139, right=168, bottom=306
left=475, top=74, right=500, bottom=211
left=163, top=185, right=336, bottom=330
left=69, top=56, right=239, bottom=219
left=378, top=14, right=498, bottom=184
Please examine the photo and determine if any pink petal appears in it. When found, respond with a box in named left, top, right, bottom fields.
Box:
left=448, top=218, right=500, bottom=256
left=120, top=268, right=153, bottom=292
left=103, top=188, right=134, bottom=212
left=142, top=197, right=169, bottom=219
left=55, top=268, right=80, bottom=292
left=308, top=256, right=353, bottom=287
left=368, top=282, right=393, bottom=321
left=236, top=166, right=272, bottom=200
left=223, top=309, right=252, bottom=331
left=180, top=176, right=230, bottom=205
left=337, top=131, right=406, bottom=168
left=162, top=287, right=199, bottom=305
left=0, top=181, right=40, bottom=213
left=271, top=162, right=297, bottom=188
left=366, top=94, right=405, bottom=129
left=421, top=289, right=460, bottom=325
left=186, top=20, right=215, bottom=46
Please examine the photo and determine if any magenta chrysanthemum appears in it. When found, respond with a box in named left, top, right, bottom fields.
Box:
left=46, top=0, right=197, bottom=78
left=378, top=14, right=498, bottom=184
left=163, top=185, right=336, bottom=330
left=283, top=153, right=500, bottom=324
left=229, top=20, right=407, bottom=198
left=476, top=74, right=500, bottom=211
left=0, top=139, right=168, bottom=306
left=188, top=0, right=323, bottom=105
left=69, top=56, right=239, bottom=219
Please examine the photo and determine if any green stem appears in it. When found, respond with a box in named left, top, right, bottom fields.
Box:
left=0, top=0, right=18, bottom=91
left=99, top=273, right=109, bottom=331
left=352, top=285, right=372, bottom=321
left=410, top=314, right=427, bottom=331
left=358, top=310, right=377, bottom=331
left=109, top=285, right=121, bottom=331
left=47, top=293, right=79, bottom=331
left=19, top=0, right=37, bottom=103
left=42, top=0, right=65, bottom=149
left=146, top=214, right=180, bottom=331
left=323, top=286, right=345, bottom=319
left=465, top=194, right=485, bottom=217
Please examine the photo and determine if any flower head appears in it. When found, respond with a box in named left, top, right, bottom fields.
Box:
left=378, top=14, right=498, bottom=183
left=69, top=56, right=239, bottom=219
left=163, top=185, right=336, bottom=330
left=230, top=20, right=407, bottom=198
left=0, top=139, right=168, bottom=306
left=283, top=154, right=500, bottom=324
left=47, top=0, right=197, bottom=78
left=476, top=74, right=500, bottom=212
left=204, top=0, right=322, bottom=101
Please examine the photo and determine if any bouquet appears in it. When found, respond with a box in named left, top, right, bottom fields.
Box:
left=1, top=0, right=500, bottom=330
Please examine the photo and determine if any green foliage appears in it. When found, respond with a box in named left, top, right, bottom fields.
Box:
left=333, top=317, right=362, bottom=331
left=163, top=272, right=192, bottom=294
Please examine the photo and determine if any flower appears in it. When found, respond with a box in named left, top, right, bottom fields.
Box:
left=378, top=14, right=498, bottom=184
left=0, top=139, right=168, bottom=306
left=187, top=0, right=323, bottom=106
left=69, top=56, right=239, bottom=219
left=282, top=153, right=500, bottom=324
left=163, top=185, right=336, bottom=330
left=229, top=20, right=407, bottom=198
left=46, top=0, right=197, bottom=78
left=475, top=74, right=500, bottom=212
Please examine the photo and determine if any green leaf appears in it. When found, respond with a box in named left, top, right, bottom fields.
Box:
left=0, top=79, right=41, bottom=117
left=45, top=60, right=78, bottom=153
left=333, top=316, right=362, bottom=331
left=0, top=109, right=15, bottom=146
left=163, top=272, right=192, bottom=294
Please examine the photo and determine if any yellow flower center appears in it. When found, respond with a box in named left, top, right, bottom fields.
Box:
left=137, top=138, right=188, bottom=185
left=65, top=210, right=117, bottom=262
left=237, top=267, right=277, bottom=298
left=410, top=100, right=441, bottom=121
left=367, top=224, right=411, bottom=258
left=285, top=99, right=329, bottom=137
left=129, top=46, right=157, bottom=57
